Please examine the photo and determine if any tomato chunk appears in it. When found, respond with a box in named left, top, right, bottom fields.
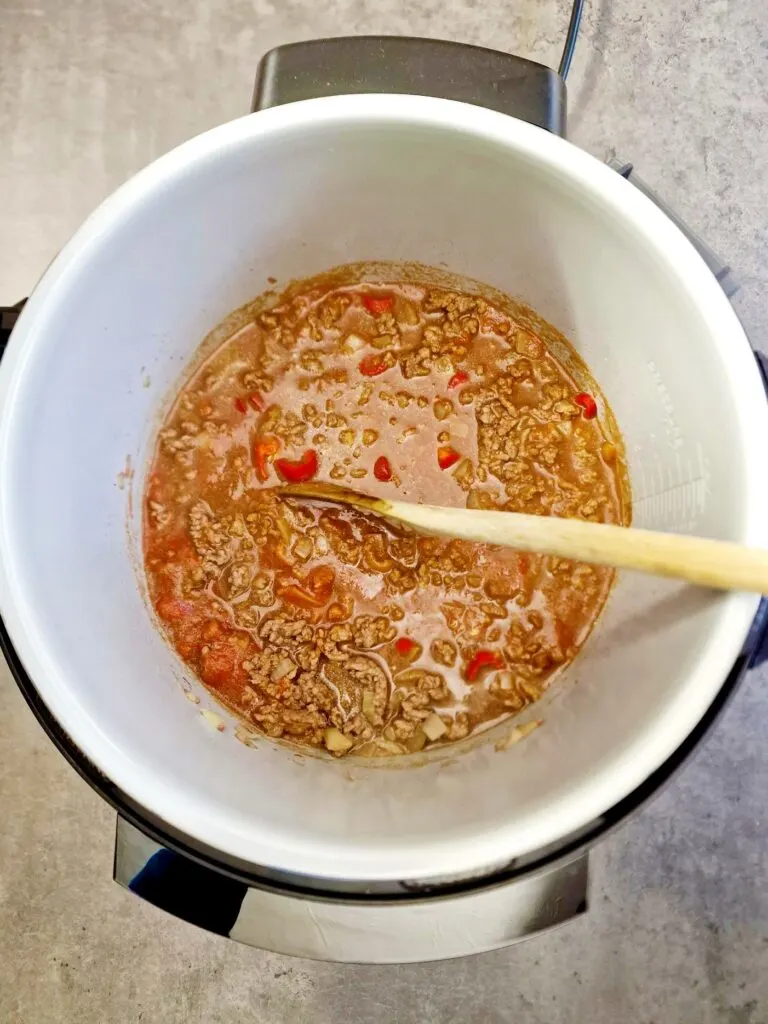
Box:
left=274, top=449, right=319, bottom=483
left=307, top=565, right=335, bottom=602
left=373, top=456, right=393, bottom=482
left=359, top=354, right=388, bottom=377
left=278, top=564, right=335, bottom=609
left=156, top=596, right=195, bottom=623
left=278, top=584, right=324, bottom=609
left=362, top=294, right=393, bottom=316
left=448, top=370, right=469, bottom=389
left=437, top=446, right=460, bottom=470
left=201, top=641, right=238, bottom=690
left=395, top=637, right=416, bottom=655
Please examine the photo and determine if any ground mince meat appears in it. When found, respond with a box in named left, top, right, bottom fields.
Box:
left=144, top=273, right=630, bottom=757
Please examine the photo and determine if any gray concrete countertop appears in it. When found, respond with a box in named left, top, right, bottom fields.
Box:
left=1, top=2, right=767, bottom=1021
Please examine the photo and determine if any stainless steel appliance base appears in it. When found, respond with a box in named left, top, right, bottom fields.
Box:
left=114, top=817, right=588, bottom=963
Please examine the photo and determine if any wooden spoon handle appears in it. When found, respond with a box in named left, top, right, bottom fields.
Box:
left=389, top=501, right=768, bottom=594
left=279, top=482, right=768, bottom=594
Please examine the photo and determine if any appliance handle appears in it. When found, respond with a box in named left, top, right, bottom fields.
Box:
left=252, top=36, right=566, bottom=135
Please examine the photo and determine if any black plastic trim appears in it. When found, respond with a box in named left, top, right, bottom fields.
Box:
left=0, top=301, right=24, bottom=358
left=253, top=37, right=566, bottom=135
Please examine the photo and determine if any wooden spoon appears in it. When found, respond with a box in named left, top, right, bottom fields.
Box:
left=279, top=481, right=768, bottom=595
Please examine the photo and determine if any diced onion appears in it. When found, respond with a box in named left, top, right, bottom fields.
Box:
left=398, top=301, right=420, bottom=326
left=271, top=656, right=297, bottom=682
left=406, top=729, right=427, bottom=752
left=495, top=719, right=542, bottom=751
left=362, top=690, right=376, bottom=722
left=422, top=713, right=448, bottom=741
left=201, top=709, right=225, bottom=732
left=292, top=536, right=313, bottom=561
left=276, top=518, right=292, bottom=544
left=376, top=739, right=406, bottom=755
left=343, top=333, right=365, bottom=352
left=324, top=727, right=354, bottom=753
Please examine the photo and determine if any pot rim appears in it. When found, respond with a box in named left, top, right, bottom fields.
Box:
left=1, top=94, right=766, bottom=882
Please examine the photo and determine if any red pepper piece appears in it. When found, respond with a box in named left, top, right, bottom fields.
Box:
left=359, top=354, right=388, bottom=377
left=373, top=456, right=393, bottom=482
left=362, top=294, right=393, bottom=316
left=234, top=396, right=248, bottom=414
left=448, top=370, right=469, bottom=389
left=395, top=636, right=416, bottom=655
left=252, top=436, right=280, bottom=481
left=574, top=392, right=597, bottom=419
left=274, top=449, right=319, bottom=484
left=437, top=446, right=460, bottom=470
left=465, top=649, right=504, bottom=683
left=248, top=391, right=265, bottom=412
left=518, top=554, right=530, bottom=576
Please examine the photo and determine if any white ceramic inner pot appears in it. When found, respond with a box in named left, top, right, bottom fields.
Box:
left=1, top=96, right=767, bottom=884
